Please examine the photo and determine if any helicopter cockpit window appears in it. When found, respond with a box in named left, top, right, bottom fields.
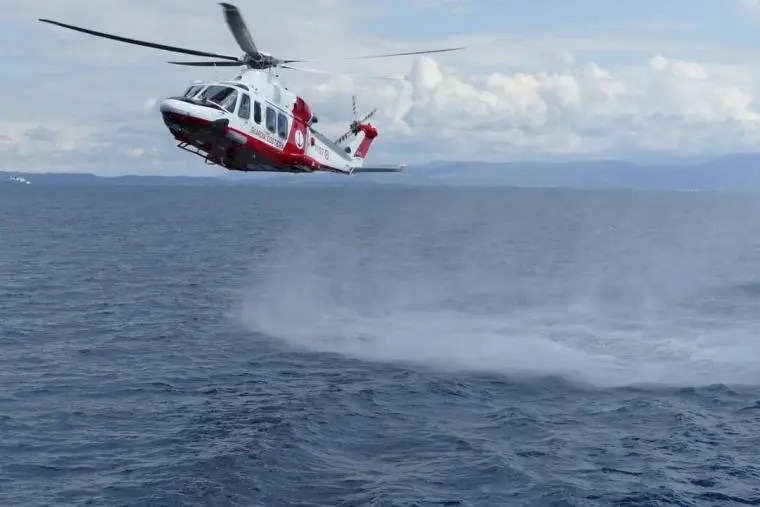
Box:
left=277, top=113, right=288, bottom=140
left=253, top=101, right=261, bottom=124
left=183, top=85, right=203, bottom=98
left=198, top=85, right=239, bottom=113
left=238, top=93, right=250, bottom=119
left=265, top=107, right=276, bottom=133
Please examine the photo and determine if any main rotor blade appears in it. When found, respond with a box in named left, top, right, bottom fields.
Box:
left=279, top=46, right=465, bottom=67
left=281, top=65, right=402, bottom=81
left=350, top=46, right=465, bottom=60
left=168, top=60, right=242, bottom=66
left=219, top=2, right=259, bottom=56
left=285, top=46, right=464, bottom=69
left=38, top=19, right=240, bottom=61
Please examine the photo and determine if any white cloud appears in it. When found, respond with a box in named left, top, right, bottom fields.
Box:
left=3, top=0, right=760, bottom=174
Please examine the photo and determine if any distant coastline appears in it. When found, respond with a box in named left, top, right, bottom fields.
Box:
left=4, top=153, right=760, bottom=191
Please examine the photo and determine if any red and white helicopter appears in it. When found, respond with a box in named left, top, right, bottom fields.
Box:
left=38, top=3, right=464, bottom=175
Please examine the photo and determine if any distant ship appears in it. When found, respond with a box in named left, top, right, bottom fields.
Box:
left=6, top=176, right=31, bottom=184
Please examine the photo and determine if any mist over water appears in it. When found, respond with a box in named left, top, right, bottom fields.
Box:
left=240, top=188, right=760, bottom=387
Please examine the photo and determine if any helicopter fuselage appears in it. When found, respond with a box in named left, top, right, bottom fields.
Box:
left=158, top=69, right=377, bottom=174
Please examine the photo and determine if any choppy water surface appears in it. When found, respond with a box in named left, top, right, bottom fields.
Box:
left=1, top=185, right=759, bottom=506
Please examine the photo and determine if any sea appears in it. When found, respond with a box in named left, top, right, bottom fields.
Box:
left=1, top=184, right=759, bottom=506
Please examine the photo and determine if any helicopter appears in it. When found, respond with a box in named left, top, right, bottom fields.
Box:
left=37, top=3, right=464, bottom=175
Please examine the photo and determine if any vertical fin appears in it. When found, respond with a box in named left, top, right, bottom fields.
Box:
left=345, top=124, right=378, bottom=166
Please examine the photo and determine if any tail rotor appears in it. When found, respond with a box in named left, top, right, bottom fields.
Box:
left=335, top=94, right=377, bottom=145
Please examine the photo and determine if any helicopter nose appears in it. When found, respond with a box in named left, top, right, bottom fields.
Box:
left=159, top=98, right=188, bottom=115
left=159, top=98, right=193, bottom=134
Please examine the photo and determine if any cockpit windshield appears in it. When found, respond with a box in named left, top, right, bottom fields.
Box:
left=197, top=85, right=238, bottom=113
left=183, top=85, right=203, bottom=98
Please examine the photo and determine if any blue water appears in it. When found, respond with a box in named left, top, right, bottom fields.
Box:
left=1, top=185, right=759, bottom=506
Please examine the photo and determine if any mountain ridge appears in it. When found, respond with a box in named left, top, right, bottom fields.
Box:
left=4, top=153, right=760, bottom=190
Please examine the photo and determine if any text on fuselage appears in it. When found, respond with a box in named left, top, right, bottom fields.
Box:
left=314, top=144, right=330, bottom=160
left=249, top=125, right=285, bottom=150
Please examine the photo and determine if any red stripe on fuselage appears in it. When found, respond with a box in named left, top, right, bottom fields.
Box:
left=163, top=112, right=348, bottom=174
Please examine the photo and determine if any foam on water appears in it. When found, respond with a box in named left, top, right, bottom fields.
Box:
left=241, top=279, right=760, bottom=388
left=238, top=201, right=760, bottom=388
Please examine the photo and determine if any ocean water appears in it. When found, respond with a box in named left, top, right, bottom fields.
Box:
left=1, top=184, right=759, bottom=506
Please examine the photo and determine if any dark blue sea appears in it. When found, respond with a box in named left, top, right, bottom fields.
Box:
left=2, top=184, right=759, bottom=506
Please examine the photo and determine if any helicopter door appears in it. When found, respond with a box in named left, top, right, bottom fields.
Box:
left=289, top=116, right=307, bottom=155
left=290, top=100, right=309, bottom=155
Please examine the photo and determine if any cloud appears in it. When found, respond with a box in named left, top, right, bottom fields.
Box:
left=3, top=0, right=760, bottom=174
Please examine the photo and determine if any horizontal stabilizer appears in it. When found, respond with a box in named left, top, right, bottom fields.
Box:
left=352, top=164, right=406, bottom=173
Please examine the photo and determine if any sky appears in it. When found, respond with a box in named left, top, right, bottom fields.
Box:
left=4, top=0, right=760, bottom=175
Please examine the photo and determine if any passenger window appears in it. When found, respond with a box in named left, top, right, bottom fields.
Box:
left=253, top=101, right=261, bottom=123
left=238, top=93, right=250, bottom=119
left=265, top=107, right=276, bottom=133
left=277, top=113, right=288, bottom=139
